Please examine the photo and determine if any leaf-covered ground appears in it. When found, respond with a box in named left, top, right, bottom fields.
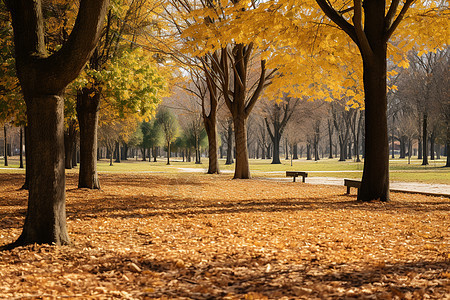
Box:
left=0, top=173, right=449, bottom=299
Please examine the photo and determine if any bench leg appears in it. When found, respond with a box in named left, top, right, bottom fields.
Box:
left=293, top=176, right=296, bottom=182
left=347, top=186, right=350, bottom=194
left=302, top=176, right=306, bottom=183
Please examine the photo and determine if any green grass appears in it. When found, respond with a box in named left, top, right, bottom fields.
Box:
left=1, top=156, right=448, bottom=184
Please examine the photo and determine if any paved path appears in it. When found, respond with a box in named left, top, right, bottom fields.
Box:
left=270, top=176, right=450, bottom=197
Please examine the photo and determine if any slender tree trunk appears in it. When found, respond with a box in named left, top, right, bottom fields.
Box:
left=328, top=120, right=333, bottom=159
left=64, top=121, right=76, bottom=169
left=391, top=116, right=395, bottom=158
left=114, top=141, right=121, bottom=163
left=3, top=125, right=8, bottom=167
left=21, top=126, right=30, bottom=190
left=430, top=131, right=435, bottom=160
left=72, top=138, right=78, bottom=167
left=76, top=89, right=100, bottom=189
left=422, top=113, right=428, bottom=165
left=166, top=142, right=170, bottom=165
left=225, top=120, right=234, bottom=165
left=339, top=141, right=346, bottom=161
left=19, top=127, right=24, bottom=168
left=446, top=121, right=450, bottom=167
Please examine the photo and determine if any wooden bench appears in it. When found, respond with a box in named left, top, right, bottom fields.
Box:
left=344, top=179, right=361, bottom=194
left=286, top=171, right=308, bottom=183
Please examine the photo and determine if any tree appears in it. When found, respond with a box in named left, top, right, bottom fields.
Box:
left=314, top=0, right=449, bottom=200
left=263, top=96, right=298, bottom=164
left=156, top=107, right=179, bottom=165
left=2, top=0, right=109, bottom=248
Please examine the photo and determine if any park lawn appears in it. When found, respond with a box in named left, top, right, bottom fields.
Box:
left=0, top=172, right=449, bottom=299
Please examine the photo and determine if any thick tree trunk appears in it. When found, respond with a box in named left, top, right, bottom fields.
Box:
left=233, top=114, right=250, bottom=179
left=271, top=134, right=281, bottom=164
left=121, top=143, right=128, bottom=160
left=293, top=144, right=298, bottom=160
left=76, top=90, right=100, bottom=189
left=422, top=113, right=428, bottom=165
left=358, top=40, right=389, bottom=201
left=15, top=95, right=70, bottom=246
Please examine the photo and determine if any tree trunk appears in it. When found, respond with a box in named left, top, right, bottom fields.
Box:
left=271, top=133, right=281, bottom=164
left=121, top=143, right=128, bottom=160
left=293, top=144, right=298, bottom=160
left=430, top=131, right=435, bottom=160
left=233, top=114, right=250, bottom=178
left=328, top=120, right=333, bottom=159
left=166, top=142, right=170, bottom=165
left=422, top=113, right=428, bottom=165
left=76, top=89, right=100, bottom=189
left=205, top=116, right=219, bottom=173
left=338, top=141, right=346, bottom=161
left=3, top=125, right=8, bottom=167
left=72, top=138, right=78, bottom=167
left=21, top=126, right=30, bottom=190
left=15, top=95, right=70, bottom=246
left=114, top=141, right=121, bottom=163
left=446, top=121, right=450, bottom=167
left=64, top=121, right=76, bottom=169
left=358, top=25, right=389, bottom=201
left=306, top=143, right=312, bottom=160
left=19, top=127, right=24, bottom=168
left=225, top=120, right=234, bottom=165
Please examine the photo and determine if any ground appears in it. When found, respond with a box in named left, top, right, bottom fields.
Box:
left=0, top=172, right=449, bottom=299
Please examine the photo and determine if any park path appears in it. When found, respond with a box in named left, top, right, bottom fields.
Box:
left=277, top=176, right=450, bottom=197
left=177, top=168, right=450, bottom=197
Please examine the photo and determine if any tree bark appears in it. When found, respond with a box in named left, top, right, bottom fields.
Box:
left=21, top=126, right=30, bottom=190
left=358, top=10, right=390, bottom=201
left=19, top=127, right=24, bottom=168
left=446, top=121, right=450, bottom=167
left=205, top=116, right=219, bottom=173
left=64, top=121, right=76, bottom=169
left=2, top=0, right=108, bottom=248
left=225, top=120, right=234, bottom=165
left=16, top=95, right=70, bottom=246
left=76, top=89, right=100, bottom=189
left=3, top=125, right=8, bottom=166
left=293, top=144, right=298, bottom=160
left=422, top=113, right=428, bottom=165
left=233, top=114, right=250, bottom=178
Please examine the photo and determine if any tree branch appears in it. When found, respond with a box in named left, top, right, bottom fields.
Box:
left=315, top=0, right=359, bottom=45
left=384, top=0, right=414, bottom=42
